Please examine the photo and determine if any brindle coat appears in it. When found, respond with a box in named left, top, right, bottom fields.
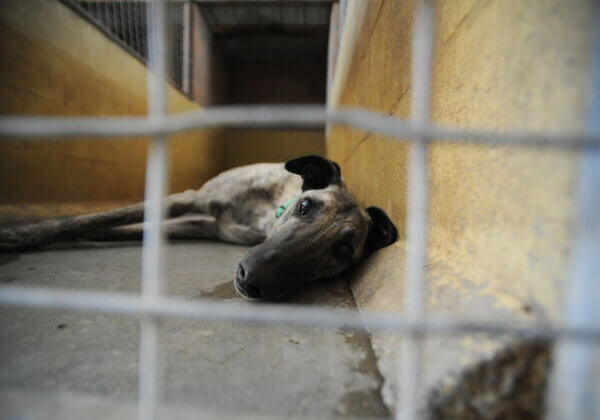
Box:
left=0, top=156, right=397, bottom=300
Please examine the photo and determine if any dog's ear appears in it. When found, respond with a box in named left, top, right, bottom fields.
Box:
left=285, top=155, right=342, bottom=191
left=364, top=207, right=398, bottom=256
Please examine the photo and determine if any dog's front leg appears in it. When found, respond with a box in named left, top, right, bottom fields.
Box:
left=207, top=200, right=267, bottom=246
left=217, top=223, right=266, bottom=246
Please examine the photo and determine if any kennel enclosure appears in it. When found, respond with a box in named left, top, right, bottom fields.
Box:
left=1, top=1, right=600, bottom=419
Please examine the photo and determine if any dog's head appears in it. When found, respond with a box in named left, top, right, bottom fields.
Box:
left=234, top=155, right=397, bottom=301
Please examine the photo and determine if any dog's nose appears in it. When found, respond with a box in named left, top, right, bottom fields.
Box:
left=235, top=263, right=262, bottom=299
left=236, top=262, right=247, bottom=281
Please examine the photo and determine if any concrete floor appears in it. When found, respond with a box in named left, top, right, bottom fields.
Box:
left=0, top=241, right=389, bottom=419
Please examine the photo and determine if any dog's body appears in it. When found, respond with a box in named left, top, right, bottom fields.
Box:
left=0, top=156, right=397, bottom=300
left=0, top=163, right=300, bottom=248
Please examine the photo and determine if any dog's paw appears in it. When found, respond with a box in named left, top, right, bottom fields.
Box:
left=218, top=223, right=266, bottom=246
left=242, top=228, right=267, bottom=246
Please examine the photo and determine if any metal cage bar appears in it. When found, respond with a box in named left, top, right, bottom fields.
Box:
left=548, top=149, right=600, bottom=419
left=399, top=0, right=434, bottom=418
left=138, top=1, right=169, bottom=419
left=1, top=286, right=599, bottom=342
left=1, top=106, right=600, bottom=149
left=548, top=10, right=600, bottom=416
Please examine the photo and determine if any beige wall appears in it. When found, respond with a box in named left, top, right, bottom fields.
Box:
left=190, top=3, right=226, bottom=106
left=427, top=0, right=596, bottom=314
left=328, top=0, right=412, bottom=235
left=329, top=0, right=595, bottom=315
left=0, top=0, right=226, bottom=205
left=225, top=130, right=325, bottom=168
left=221, top=56, right=327, bottom=169
left=328, top=0, right=596, bottom=409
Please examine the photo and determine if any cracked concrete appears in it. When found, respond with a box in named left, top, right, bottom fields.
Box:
left=0, top=241, right=389, bottom=419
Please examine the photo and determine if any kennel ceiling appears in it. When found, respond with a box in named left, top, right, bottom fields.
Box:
left=196, top=0, right=333, bottom=60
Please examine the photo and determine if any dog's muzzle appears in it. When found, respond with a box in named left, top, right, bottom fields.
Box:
left=234, top=263, right=263, bottom=300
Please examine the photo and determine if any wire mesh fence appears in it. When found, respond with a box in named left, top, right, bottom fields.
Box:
left=0, top=1, right=599, bottom=420
left=62, top=0, right=186, bottom=93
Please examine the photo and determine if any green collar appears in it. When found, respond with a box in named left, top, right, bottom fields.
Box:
left=275, top=196, right=299, bottom=218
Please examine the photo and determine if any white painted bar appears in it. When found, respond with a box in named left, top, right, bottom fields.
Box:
left=548, top=152, right=600, bottom=419
left=1, top=286, right=599, bottom=342
left=138, top=1, right=168, bottom=419
left=1, top=106, right=599, bottom=149
left=399, top=0, right=435, bottom=419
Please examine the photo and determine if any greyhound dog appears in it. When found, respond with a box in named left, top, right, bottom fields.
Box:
left=0, top=155, right=397, bottom=301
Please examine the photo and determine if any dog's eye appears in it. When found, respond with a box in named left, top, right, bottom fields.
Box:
left=297, top=198, right=314, bottom=216
left=336, top=243, right=353, bottom=260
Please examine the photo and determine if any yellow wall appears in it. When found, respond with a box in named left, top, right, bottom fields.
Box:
left=0, top=0, right=226, bottom=204
left=328, top=0, right=597, bottom=408
left=225, top=130, right=325, bottom=168
left=328, top=0, right=596, bottom=317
